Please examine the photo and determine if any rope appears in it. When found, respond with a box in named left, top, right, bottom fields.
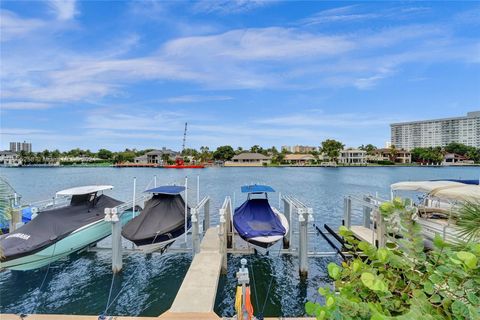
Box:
left=31, top=241, right=57, bottom=314
left=248, top=262, right=259, bottom=310
left=254, top=244, right=283, bottom=320
left=100, top=232, right=162, bottom=318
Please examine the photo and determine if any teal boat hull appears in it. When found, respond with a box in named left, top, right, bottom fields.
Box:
left=0, top=210, right=135, bottom=271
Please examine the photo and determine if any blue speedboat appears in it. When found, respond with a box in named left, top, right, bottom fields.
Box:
left=0, top=185, right=132, bottom=271
left=233, top=184, right=289, bottom=251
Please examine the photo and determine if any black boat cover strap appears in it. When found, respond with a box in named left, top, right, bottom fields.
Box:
left=122, top=194, right=190, bottom=241
left=233, top=198, right=286, bottom=238
left=0, top=194, right=122, bottom=261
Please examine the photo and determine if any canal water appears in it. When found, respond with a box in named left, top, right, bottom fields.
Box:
left=0, top=166, right=477, bottom=317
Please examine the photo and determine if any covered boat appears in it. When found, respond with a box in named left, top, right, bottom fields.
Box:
left=122, top=185, right=190, bottom=253
left=0, top=185, right=128, bottom=271
left=233, top=184, right=288, bottom=251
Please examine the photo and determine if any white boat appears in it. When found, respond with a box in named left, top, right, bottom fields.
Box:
left=233, top=184, right=289, bottom=253
left=390, top=179, right=480, bottom=244
left=0, top=185, right=133, bottom=271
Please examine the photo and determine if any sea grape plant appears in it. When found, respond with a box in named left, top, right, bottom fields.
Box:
left=306, top=198, right=480, bottom=320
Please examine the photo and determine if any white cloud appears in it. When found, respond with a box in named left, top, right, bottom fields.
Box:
left=1, top=102, right=54, bottom=110
left=193, top=0, right=275, bottom=14
left=161, top=95, right=233, bottom=103
left=48, top=0, right=78, bottom=21
left=0, top=10, right=45, bottom=42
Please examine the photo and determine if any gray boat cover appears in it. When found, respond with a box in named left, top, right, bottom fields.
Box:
left=0, top=194, right=122, bottom=261
left=122, top=193, right=190, bottom=241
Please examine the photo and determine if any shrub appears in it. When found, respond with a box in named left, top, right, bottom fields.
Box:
left=306, top=198, right=480, bottom=319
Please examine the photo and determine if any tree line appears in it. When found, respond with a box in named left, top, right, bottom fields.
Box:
left=14, top=141, right=480, bottom=165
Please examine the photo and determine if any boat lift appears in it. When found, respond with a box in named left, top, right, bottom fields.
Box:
left=102, top=175, right=211, bottom=273
left=217, top=192, right=345, bottom=277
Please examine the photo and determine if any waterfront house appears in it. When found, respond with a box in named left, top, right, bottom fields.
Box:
left=145, top=148, right=178, bottom=164
left=284, top=154, right=316, bottom=165
left=281, top=145, right=318, bottom=153
left=367, top=148, right=412, bottom=164
left=224, top=153, right=271, bottom=166
left=134, top=154, right=148, bottom=164
left=442, top=153, right=475, bottom=165
left=339, top=149, right=367, bottom=165
left=0, top=151, right=22, bottom=166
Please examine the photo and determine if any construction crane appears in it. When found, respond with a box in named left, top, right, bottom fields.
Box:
left=182, top=122, right=187, bottom=152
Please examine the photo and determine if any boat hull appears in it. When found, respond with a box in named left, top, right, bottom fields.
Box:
left=237, top=208, right=289, bottom=252
left=0, top=210, right=135, bottom=271
left=131, top=225, right=191, bottom=254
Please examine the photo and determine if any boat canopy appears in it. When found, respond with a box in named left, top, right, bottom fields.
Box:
left=56, top=185, right=113, bottom=196
left=122, top=193, right=189, bottom=241
left=430, top=185, right=480, bottom=203
left=144, top=185, right=185, bottom=194
left=233, top=198, right=286, bottom=238
left=391, top=181, right=464, bottom=193
left=0, top=195, right=122, bottom=262
left=431, top=179, right=479, bottom=185
left=241, top=184, right=275, bottom=193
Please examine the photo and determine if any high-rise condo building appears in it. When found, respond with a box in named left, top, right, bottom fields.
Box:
left=9, top=141, right=32, bottom=153
left=390, top=111, right=480, bottom=150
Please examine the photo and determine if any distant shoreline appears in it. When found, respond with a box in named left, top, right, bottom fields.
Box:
left=1, top=164, right=479, bottom=168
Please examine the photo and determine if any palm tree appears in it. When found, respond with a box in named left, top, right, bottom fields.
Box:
left=389, top=145, right=398, bottom=162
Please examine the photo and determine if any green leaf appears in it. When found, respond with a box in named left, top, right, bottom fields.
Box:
left=327, top=262, right=341, bottom=280
left=430, top=294, right=442, bottom=304
left=318, top=287, right=328, bottom=296
left=423, top=280, right=434, bottom=295
left=305, top=301, right=318, bottom=315
left=361, top=272, right=375, bottom=289
left=379, top=202, right=395, bottom=216
left=457, top=251, right=478, bottom=269
left=433, top=234, right=446, bottom=249
left=377, top=248, right=390, bottom=262
left=452, top=300, right=469, bottom=318
left=352, top=260, right=362, bottom=273
left=326, top=296, right=335, bottom=308
left=467, top=292, right=479, bottom=305
left=429, top=274, right=443, bottom=285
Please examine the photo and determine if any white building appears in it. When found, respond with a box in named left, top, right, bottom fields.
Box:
left=339, top=149, right=367, bottom=164
left=9, top=141, right=32, bottom=153
left=224, top=153, right=271, bottom=166
left=0, top=151, right=22, bottom=166
left=391, top=111, right=480, bottom=150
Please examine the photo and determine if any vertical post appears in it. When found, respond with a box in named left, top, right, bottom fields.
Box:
left=363, top=195, right=372, bottom=228
left=298, top=208, right=308, bottom=277
left=226, top=199, right=233, bottom=249
left=204, top=198, right=210, bottom=231
left=375, top=210, right=386, bottom=248
left=9, top=208, right=22, bottom=233
left=278, top=191, right=281, bottom=209
left=184, top=176, right=188, bottom=244
left=283, top=199, right=291, bottom=249
left=192, top=208, right=200, bottom=255
left=219, top=209, right=227, bottom=274
left=154, top=175, right=157, bottom=188
left=343, top=197, right=352, bottom=228
left=132, top=177, right=137, bottom=218
left=197, top=175, right=200, bottom=205
left=109, top=208, right=123, bottom=273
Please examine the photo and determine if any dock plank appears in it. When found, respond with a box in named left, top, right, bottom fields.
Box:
left=350, top=225, right=376, bottom=244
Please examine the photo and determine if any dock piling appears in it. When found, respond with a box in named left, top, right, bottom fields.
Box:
left=105, top=207, right=123, bottom=273
left=298, top=207, right=308, bottom=277
left=363, top=195, right=372, bottom=228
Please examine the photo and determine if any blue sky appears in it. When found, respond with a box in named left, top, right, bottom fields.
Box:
left=1, top=1, right=479, bottom=152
